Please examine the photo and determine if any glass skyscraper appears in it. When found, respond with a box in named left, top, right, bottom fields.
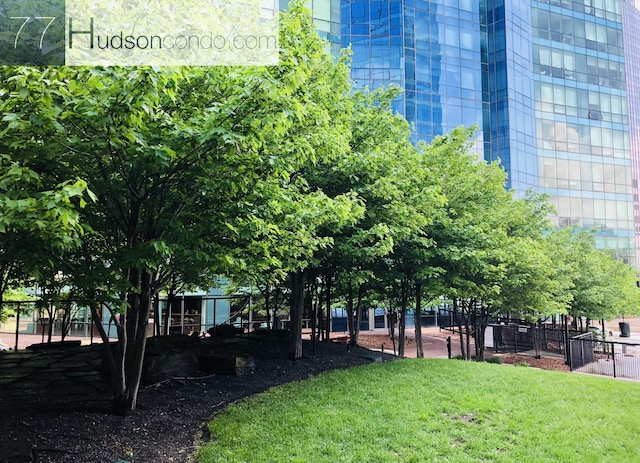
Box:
left=285, top=0, right=640, bottom=265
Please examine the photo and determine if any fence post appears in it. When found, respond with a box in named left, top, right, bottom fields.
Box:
left=14, top=303, right=20, bottom=351
left=564, top=315, right=570, bottom=364
left=612, top=342, right=616, bottom=379
left=568, top=338, right=573, bottom=371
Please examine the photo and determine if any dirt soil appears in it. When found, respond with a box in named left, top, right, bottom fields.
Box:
left=0, top=331, right=569, bottom=463
left=494, top=353, right=570, bottom=372
left=0, top=334, right=394, bottom=463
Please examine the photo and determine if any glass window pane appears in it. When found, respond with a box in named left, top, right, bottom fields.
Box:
left=592, top=163, right=603, bottom=181
left=541, top=83, right=553, bottom=102
left=558, top=196, right=571, bottom=216
left=565, top=87, right=577, bottom=107
left=564, top=53, right=575, bottom=71
left=600, top=93, right=611, bottom=113
left=594, top=199, right=606, bottom=219
left=611, top=95, right=622, bottom=115
left=581, top=161, right=593, bottom=181
left=543, top=158, right=556, bottom=177
left=540, top=47, right=551, bottom=65
left=557, top=159, right=569, bottom=179
left=553, top=86, right=565, bottom=105
left=571, top=197, right=582, bottom=216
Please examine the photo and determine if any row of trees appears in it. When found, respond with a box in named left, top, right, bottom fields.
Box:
left=1, top=2, right=639, bottom=413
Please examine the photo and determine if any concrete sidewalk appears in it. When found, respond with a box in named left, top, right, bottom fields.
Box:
left=0, top=332, right=110, bottom=351
left=323, top=326, right=472, bottom=359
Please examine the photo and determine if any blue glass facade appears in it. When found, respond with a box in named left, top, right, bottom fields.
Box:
left=530, top=0, right=634, bottom=263
left=482, top=1, right=538, bottom=191
left=336, top=0, right=640, bottom=263
left=341, top=1, right=484, bottom=150
left=621, top=0, right=640, bottom=267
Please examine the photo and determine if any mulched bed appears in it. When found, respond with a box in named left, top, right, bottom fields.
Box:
left=0, top=334, right=392, bottom=463
left=496, top=353, right=570, bottom=372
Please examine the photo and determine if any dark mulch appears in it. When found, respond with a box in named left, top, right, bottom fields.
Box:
left=0, top=334, right=393, bottom=463
left=496, top=353, right=571, bottom=372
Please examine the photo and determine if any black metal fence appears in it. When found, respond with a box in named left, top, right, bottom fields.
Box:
left=569, top=333, right=640, bottom=380
left=438, top=308, right=580, bottom=357
left=0, top=300, right=102, bottom=350
left=0, top=295, right=250, bottom=350
left=491, top=324, right=535, bottom=353
left=491, top=324, right=584, bottom=356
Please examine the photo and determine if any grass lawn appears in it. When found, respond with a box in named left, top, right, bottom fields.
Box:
left=199, top=359, right=640, bottom=462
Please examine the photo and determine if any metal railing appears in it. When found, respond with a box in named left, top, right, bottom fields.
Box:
left=570, top=333, right=640, bottom=380
left=1, top=294, right=252, bottom=350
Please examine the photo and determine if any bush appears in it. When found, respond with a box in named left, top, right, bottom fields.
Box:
left=485, top=356, right=502, bottom=364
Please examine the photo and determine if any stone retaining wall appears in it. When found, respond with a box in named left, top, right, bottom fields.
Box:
left=0, top=343, right=109, bottom=399
left=0, top=335, right=257, bottom=400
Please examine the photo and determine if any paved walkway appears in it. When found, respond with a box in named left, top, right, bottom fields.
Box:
left=324, top=326, right=470, bottom=359
left=0, top=333, right=109, bottom=351
left=603, top=317, right=640, bottom=344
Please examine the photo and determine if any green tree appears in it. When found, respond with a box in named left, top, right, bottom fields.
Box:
left=422, top=127, right=511, bottom=360
left=226, top=2, right=363, bottom=360
left=548, top=230, right=640, bottom=326
left=0, top=98, right=92, bottom=319
left=305, top=86, right=441, bottom=353
left=493, top=194, right=572, bottom=357
left=0, top=3, right=361, bottom=412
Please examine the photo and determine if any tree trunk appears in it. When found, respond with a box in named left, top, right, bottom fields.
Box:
left=346, top=282, right=355, bottom=343
left=398, top=279, right=409, bottom=358
left=465, top=301, right=472, bottom=360
left=153, top=298, right=160, bottom=336
left=263, top=289, right=271, bottom=330
left=288, top=269, right=305, bottom=360
left=111, top=269, right=154, bottom=415
left=163, top=293, right=175, bottom=336
left=414, top=280, right=424, bottom=358
left=351, top=284, right=365, bottom=347
left=324, top=274, right=332, bottom=341
left=453, top=299, right=464, bottom=359
left=90, top=302, right=117, bottom=385
left=304, top=279, right=315, bottom=354
left=387, top=310, right=397, bottom=356
left=317, top=296, right=324, bottom=342
left=474, top=304, right=488, bottom=362
left=312, top=279, right=323, bottom=349
left=46, top=303, right=54, bottom=344
left=533, top=319, right=542, bottom=359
